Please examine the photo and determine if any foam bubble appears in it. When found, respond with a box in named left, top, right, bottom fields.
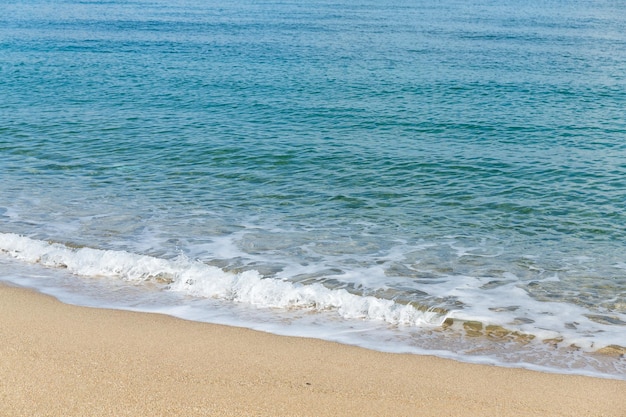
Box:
left=0, top=233, right=446, bottom=327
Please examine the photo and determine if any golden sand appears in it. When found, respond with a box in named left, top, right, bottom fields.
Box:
left=1, top=284, right=624, bottom=416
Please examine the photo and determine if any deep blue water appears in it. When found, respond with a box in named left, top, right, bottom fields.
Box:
left=1, top=0, right=625, bottom=378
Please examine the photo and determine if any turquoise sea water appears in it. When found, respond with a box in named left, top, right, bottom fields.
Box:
left=1, top=0, right=625, bottom=378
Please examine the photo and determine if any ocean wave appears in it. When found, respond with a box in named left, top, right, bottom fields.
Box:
left=0, top=233, right=447, bottom=327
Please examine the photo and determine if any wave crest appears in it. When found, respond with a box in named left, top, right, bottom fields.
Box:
left=0, top=233, right=446, bottom=327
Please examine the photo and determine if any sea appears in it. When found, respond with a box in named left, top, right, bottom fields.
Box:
left=1, top=0, right=625, bottom=379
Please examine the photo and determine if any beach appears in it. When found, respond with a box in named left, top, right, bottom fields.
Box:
left=1, top=283, right=624, bottom=417
left=3, top=0, right=626, bottom=384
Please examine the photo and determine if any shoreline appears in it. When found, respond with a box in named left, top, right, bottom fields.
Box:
left=1, top=283, right=625, bottom=416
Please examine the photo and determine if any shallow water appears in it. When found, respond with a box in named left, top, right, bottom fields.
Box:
left=1, top=0, right=625, bottom=378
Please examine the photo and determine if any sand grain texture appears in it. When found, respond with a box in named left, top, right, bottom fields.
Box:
left=1, top=284, right=624, bottom=416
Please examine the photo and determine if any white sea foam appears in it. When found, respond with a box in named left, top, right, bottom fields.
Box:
left=2, top=232, right=625, bottom=379
left=0, top=233, right=445, bottom=327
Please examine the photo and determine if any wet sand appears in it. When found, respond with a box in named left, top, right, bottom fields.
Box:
left=1, top=284, right=624, bottom=416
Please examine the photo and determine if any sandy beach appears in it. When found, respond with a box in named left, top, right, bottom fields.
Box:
left=1, top=284, right=624, bottom=417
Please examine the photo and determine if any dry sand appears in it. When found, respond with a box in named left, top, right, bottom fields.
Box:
left=1, top=283, right=625, bottom=417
